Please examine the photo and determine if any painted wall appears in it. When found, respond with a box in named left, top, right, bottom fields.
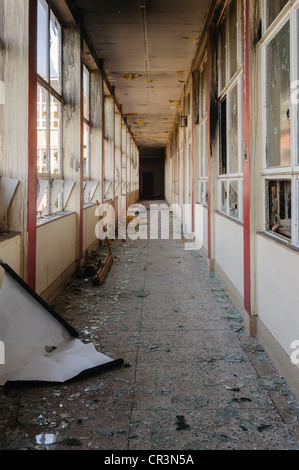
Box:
left=194, top=204, right=208, bottom=254
left=0, top=233, right=22, bottom=287
left=83, top=204, right=99, bottom=253
left=215, top=213, right=244, bottom=299
left=256, top=234, right=299, bottom=359
left=35, top=214, right=77, bottom=296
left=0, top=0, right=29, bottom=281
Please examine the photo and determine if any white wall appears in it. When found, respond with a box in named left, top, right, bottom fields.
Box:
left=0, top=234, right=22, bottom=286
left=36, top=214, right=77, bottom=296
left=256, top=234, right=299, bottom=359
left=194, top=203, right=208, bottom=253
left=83, top=204, right=99, bottom=253
left=215, top=213, right=244, bottom=298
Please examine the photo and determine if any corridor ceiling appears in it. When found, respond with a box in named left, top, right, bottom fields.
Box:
left=54, top=0, right=212, bottom=155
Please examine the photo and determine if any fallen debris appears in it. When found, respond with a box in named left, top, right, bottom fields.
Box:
left=176, top=416, right=191, bottom=431
left=91, top=238, right=114, bottom=286
left=0, top=259, right=123, bottom=386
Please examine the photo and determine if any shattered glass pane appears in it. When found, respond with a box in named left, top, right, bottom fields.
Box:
left=203, top=181, right=208, bottom=205
left=267, top=180, right=292, bottom=239
left=266, top=21, right=291, bottom=168
left=229, top=180, right=239, bottom=219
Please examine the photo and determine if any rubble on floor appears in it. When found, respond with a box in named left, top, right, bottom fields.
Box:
left=1, top=234, right=299, bottom=451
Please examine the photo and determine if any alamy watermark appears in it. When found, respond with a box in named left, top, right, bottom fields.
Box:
left=94, top=197, right=202, bottom=251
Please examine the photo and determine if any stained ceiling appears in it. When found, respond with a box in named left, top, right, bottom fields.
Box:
left=55, top=0, right=212, bottom=155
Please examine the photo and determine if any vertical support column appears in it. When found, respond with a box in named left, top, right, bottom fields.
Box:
left=243, top=0, right=251, bottom=315
left=62, top=27, right=81, bottom=262
left=27, top=0, right=37, bottom=289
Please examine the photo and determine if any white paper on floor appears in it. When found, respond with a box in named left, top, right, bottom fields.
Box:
left=0, top=263, right=123, bottom=386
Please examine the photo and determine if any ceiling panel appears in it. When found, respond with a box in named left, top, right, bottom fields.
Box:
left=74, top=0, right=211, bottom=154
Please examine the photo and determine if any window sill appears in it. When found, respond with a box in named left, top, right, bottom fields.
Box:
left=36, top=211, right=76, bottom=227
left=83, top=202, right=97, bottom=209
left=215, top=210, right=243, bottom=227
left=257, top=231, right=299, bottom=254
left=0, top=231, right=21, bottom=243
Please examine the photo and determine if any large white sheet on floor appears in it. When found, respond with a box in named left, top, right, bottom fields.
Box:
left=0, top=269, right=117, bottom=386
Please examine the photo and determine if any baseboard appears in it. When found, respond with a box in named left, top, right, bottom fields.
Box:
left=256, top=317, right=299, bottom=401
left=213, top=261, right=257, bottom=336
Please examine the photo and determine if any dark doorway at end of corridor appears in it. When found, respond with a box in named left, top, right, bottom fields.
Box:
left=140, top=155, right=165, bottom=200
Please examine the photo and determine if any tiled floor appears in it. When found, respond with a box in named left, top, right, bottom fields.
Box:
left=1, top=203, right=299, bottom=450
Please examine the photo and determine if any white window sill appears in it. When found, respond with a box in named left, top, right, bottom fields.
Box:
left=36, top=211, right=75, bottom=227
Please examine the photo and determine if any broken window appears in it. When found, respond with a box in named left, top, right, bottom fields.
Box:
left=228, top=180, right=239, bottom=219
left=37, top=0, right=63, bottom=218
left=217, top=0, right=243, bottom=221
left=220, top=181, right=228, bottom=213
left=266, top=180, right=292, bottom=240
left=262, top=4, right=299, bottom=247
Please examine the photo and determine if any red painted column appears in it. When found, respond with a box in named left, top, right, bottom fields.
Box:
left=243, top=0, right=251, bottom=315
left=27, top=0, right=37, bottom=289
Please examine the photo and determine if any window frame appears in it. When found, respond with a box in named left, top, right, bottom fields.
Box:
left=83, top=64, right=91, bottom=181
left=37, top=0, right=63, bottom=218
left=217, top=0, right=244, bottom=222
left=261, top=1, right=299, bottom=246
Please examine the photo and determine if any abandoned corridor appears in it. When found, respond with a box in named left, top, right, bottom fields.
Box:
left=1, top=203, right=299, bottom=451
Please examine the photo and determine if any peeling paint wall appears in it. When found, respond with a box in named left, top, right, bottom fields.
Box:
left=89, top=70, right=103, bottom=204
left=36, top=213, right=77, bottom=296
left=0, top=0, right=30, bottom=280
left=62, top=26, right=81, bottom=218
left=0, top=233, right=22, bottom=287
